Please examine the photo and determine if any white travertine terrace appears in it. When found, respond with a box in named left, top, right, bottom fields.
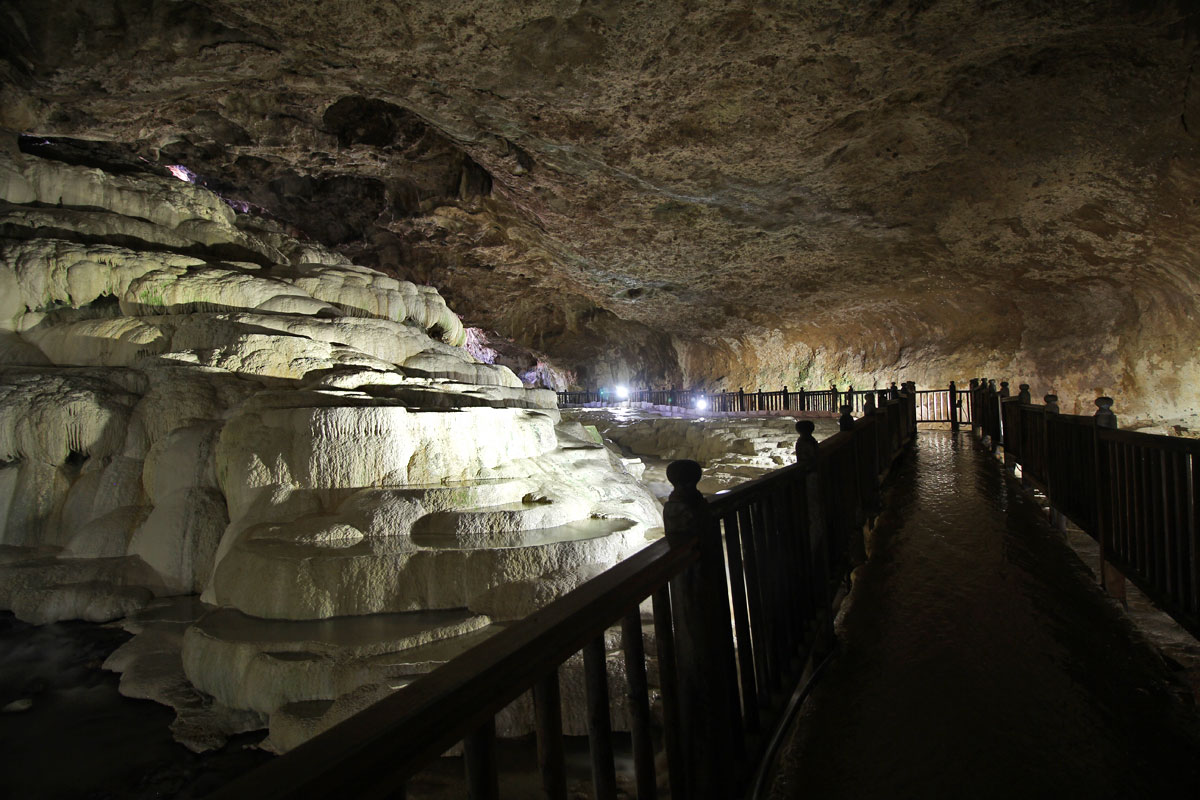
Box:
left=0, top=145, right=661, bottom=751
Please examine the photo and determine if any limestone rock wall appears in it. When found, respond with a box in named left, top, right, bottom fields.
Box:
left=8, top=0, right=1197, bottom=427
left=0, top=144, right=662, bottom=750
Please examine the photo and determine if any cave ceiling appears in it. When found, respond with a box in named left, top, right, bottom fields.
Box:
left=3, top=0, right=1200, bottom=393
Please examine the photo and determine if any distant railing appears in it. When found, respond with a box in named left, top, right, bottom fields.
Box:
left=968, top=379, right=1200, bottom=641
left=558, top=382, right=972, bottom=427
left=211, top=393, right=917, bottom=800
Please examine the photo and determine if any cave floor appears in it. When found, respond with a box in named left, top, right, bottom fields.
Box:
left=765, top=430, right=1200, bottom=799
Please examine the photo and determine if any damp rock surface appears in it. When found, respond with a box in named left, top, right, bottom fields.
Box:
left=5, top=2, right=1200, bottom=420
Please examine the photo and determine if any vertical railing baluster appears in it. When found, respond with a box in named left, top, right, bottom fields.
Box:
left=1169, top=452, right=1184, bottom=601
left=1157, top=451, right=1169, bottom=594
left=749, top=497, right=784, bottom=694
left=1124, top=442, right=1135, bottom=567
left=533, top=671, right=568, bottom=800
left=463, top=717, right=500, bottom=800
left=720, top=511, right=761, bottom=734
left=736, top=505, right=772, bottom=707
left=651, top=586, right=684, bottom=799
left=583, top=637, right=617, bottom=800
left=1189, top=453, right=1199, bottom=616
left=620, top=610, right=657, bottom=800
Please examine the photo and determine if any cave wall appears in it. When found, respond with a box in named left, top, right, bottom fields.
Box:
left=3, top=0, right=1200, bottom=424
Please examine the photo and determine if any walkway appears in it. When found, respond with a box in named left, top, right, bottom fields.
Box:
left=766, top=431, right=1200, bottom=799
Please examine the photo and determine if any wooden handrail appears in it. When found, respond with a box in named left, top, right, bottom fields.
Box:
left=213, top=392, right=918, bottom=799
left=210, top=537, right=698, bottom=799
left=969, top=379, right=1200, bottom=642
left=555, top=383, right=970, bottom=428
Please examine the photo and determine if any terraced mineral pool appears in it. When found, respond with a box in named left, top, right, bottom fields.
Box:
left=766, top=431, right=1200, bottom=799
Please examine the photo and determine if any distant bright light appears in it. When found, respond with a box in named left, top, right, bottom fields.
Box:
left=166, top=164, right=197, bottom=183
left=695, top=398, right=708, bottom=410
left=616, top=385, right=630, bottom=400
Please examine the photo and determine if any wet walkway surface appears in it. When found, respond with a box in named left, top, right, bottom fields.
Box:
left=767, top=431, right=1200, bottom=799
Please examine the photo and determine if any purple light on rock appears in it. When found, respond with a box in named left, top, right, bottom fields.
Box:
left=166, top=164, right=197, bottom=183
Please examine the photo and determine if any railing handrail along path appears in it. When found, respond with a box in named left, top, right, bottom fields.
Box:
left=558, top=381, right=972, bottom=427
left=968, top=379, right=1200, bottom=642
left=211, top=390, right=920, bottom=799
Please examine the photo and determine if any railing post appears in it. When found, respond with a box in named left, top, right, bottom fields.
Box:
left=949, top=381, right=959, bottom=431
left=794, top=422, right=835, bottom=654
left=1038, top=393, right=1061, bottom=518
left=798, top=386, right=807, bottom=411
left=1090, top=396, right=1126, bottom=605
left=738, top=387, right=745, bottom=413
left=757, top=387, right=763, bottom=412
left=838, top=404, right=855, bottom=432
left=662, top=461, right=742, bottom=798
left=1018, top=383, right=1031, bottom=404
left=903, top=382, right=917, bottom=433
left=968, top=378, right=980, bottom=435
left=783, top=385, right=789, bottom=410
left=999, top=381, right=1012, bottom=455
left=984, top=380, right=999, bottom=451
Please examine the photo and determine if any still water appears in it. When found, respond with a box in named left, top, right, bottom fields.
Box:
left=767, top=431, right=1200, bottom=799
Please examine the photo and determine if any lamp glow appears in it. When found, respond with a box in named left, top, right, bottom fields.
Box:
left=616, top=385, right=630, bottom=400
left=695, top=398, right=708, bottom=410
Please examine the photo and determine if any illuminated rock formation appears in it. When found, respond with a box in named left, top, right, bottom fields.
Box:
left=0, top=145, right=660, bottom=749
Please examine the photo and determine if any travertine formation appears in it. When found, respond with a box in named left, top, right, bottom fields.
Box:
left=570, top=408, right=841, bottom=495
left=0, top=144, right=661, bottom=750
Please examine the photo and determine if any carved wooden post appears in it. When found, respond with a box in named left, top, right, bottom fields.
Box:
left=783, top=385, right=789, bottom=410
left=757, top=387, right=763, bottom=412
left=1018, top=384, right=1031, bottom=404
left=1091, top=396, right=1125, bottom=605
left=901, top=382, right=917, bottom=433
left=738, top=387, right=745, bottom=413
left=799, top=386, right=807, bottom=411
left=1037, top=393, right=1061, bottom=516
left=968, top=378, right=980, bottom=434
left=949, top=381, right=959, bottom=431
left=838, top=404, right=855, bottom=432
left=1095, top=396, right=1116, bottom=428
left=999, top=381, right=1010, bottom=398
left=793, top=423, right=834, bottom=654
left=863, top=393, right=876, bottom=415
left=662, top=460, right=742, bottom=798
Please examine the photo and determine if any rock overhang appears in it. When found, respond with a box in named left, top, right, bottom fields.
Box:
left=3, top=0, right=1199, bottom=418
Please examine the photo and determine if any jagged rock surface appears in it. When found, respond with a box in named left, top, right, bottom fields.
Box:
left=0, top=146, right=662, bottom=750
left=4, top=1, right=1199, bottom=425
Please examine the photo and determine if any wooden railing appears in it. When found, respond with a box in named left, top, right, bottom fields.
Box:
left=210, top=393, right=917, bottom=800
left=558, top=382, right=971, bottom=428
left=968, top=380, right=1200, bottom=641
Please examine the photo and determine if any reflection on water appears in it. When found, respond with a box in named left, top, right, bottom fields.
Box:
left=768, top=431, right=1200, bottom=799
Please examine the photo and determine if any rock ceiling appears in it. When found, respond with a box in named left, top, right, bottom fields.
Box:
left=4, top=0, right=1200, bottom=418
